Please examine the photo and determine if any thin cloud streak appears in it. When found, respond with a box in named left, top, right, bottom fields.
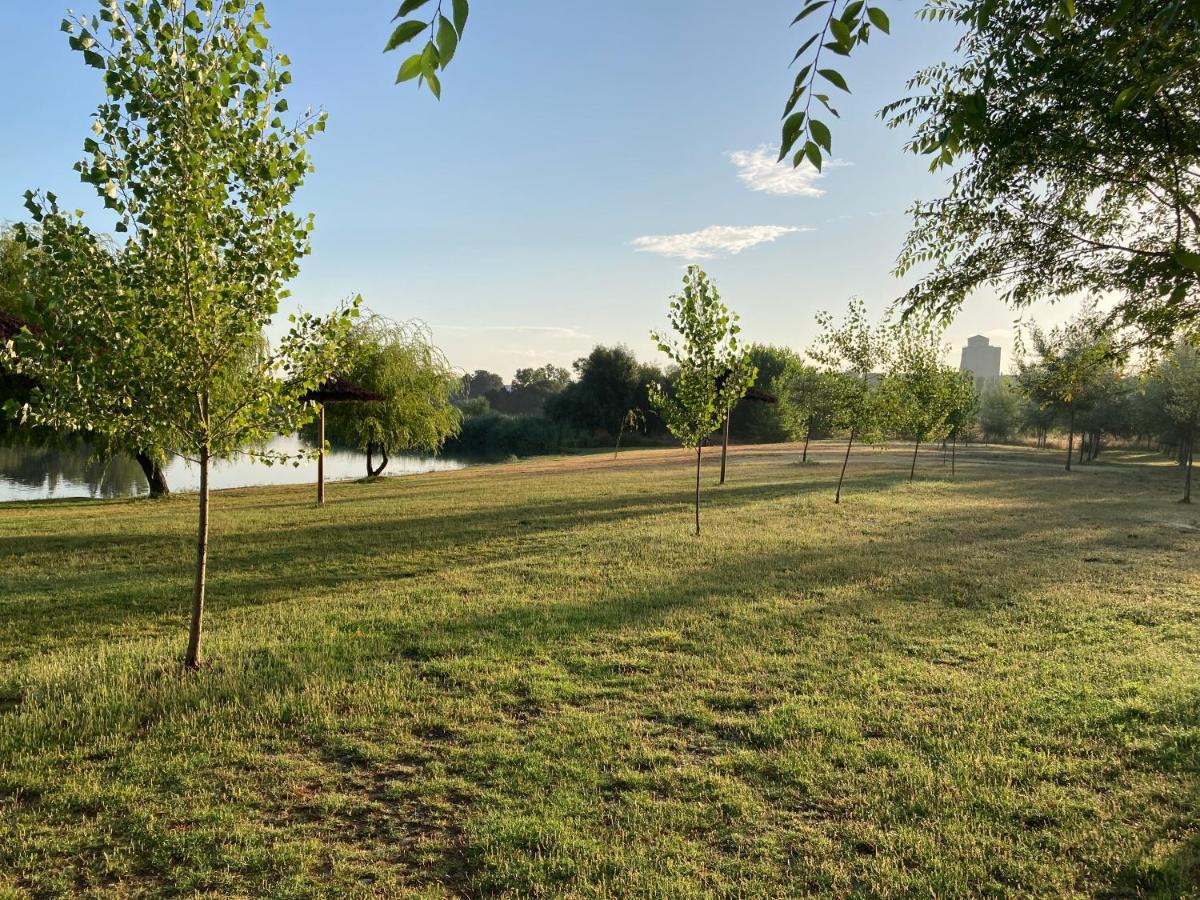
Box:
left=630, top=224, right=810, bottom=259
left=727, top=145, right=850, bottom=197
left=435, top=324, right=593, bottom=340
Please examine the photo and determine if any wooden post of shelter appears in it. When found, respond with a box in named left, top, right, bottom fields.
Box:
left=714, top=366, right=778, bottom=486
left=302, top=378, right=385, bottom=506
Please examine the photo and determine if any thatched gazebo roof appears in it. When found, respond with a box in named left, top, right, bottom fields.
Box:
left=302, top=377, right=384, bottom=404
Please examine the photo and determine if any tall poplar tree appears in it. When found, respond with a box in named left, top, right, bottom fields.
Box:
left=5, top=1, right=353, bottom=669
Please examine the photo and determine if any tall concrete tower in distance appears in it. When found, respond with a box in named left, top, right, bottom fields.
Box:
left=960, top=335, right=1002, bottom=390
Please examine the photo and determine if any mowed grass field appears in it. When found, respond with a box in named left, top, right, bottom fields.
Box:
left=1, top=442, right=1198, bottom=898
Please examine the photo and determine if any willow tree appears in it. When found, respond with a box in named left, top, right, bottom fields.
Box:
left=648, top=266, right=754, bottom=536
left=322, top=315, right=462, bottom=477
left=7, top=1, right=352, bottom=669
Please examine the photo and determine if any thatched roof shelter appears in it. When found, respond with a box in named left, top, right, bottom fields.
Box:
left=302, top=377, right=384, bottom=404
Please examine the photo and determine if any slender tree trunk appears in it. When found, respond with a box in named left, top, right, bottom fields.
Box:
left=366, top=442, right=374, bottom=478
left=614, top=418, right=626, bottom=459
left=185, top=447, right=210, bottom=670
left=317, top=406, right=326, bottom=504
left=951, top=435, right=957, bottom=478
left=910, top=439, right=920, bottom=482
left=1066, top=409, right=1075, bottom=472
left=719, top=410, right=730, bottom=485
left=694, top=444, right=702, bottom=536
left=1183, top=430, right=1194, bottom=504
left=802, top=415, right=812, bottom=463
left=135, top=451, right=170, bottom=498
left=836, top=429, right=855, bottom=504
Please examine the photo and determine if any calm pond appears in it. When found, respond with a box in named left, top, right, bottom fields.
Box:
left=0, top=435, right=466, bottom=503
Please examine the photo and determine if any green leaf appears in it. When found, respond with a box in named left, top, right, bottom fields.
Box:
left=790, top=33, right=820, bottom=64
left=183, top=10, right=202, bottom=31
left=425, top=69, right=442, bottom=99
left=779, top=111, right=806, bottom=158
left=818, top=68, right=849, bottom=92
left=829, top=18, right=852, bottom=46
left=83, top=49, right=105, bottom=69
left=809, top=118, right=832, bottom=152
left=866, top=6, right=890, bottom=33
left=792, top=1, right=830, bottom=24
left=395, top=53, right=423, bottom=83
left=804, top=140, right=823, bottom=171
left=1112, top=84, right=1139, bottom=111
left=395, top=0, right=432, bottom=18
left=452, top=0, right=469, bottom=36
left=436, top=14, right=458, bottom=68
left=384, top=20, right=427, bottom=52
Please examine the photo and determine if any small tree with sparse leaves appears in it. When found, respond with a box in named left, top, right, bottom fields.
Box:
left=808, top=299, right=893, bottom=503
left=648, top=266, right=755, bottom=536
left=4, top=1, right=354, bottom=670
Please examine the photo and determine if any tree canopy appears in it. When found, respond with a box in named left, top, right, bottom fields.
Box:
left=322, top=316, right=462, bottom=477
left=6, top=0, right=353, bottom=668
left=649, top=266, right=755, bottom=534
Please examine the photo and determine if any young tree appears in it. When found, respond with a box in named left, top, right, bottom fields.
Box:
left=7, top=1, right=352, bottom=669
left=943, top=372, right=978, bottom=477
left=1016, top=308, right=1119, bottom=472
left=322, top=316, right=462, bottom=477
left=884, top=318, right=961, bottom=482
left=1075, top=368, right=1132, bottom=463
left=808, top=300, right=892, bottom=503
left=978, top=380, right=1022, bottom=443
left=1157, top=338, right=1200, bottom=502
left=648, top=266, right=754, bottom=536
left=771, top=359, right=837, bottom=463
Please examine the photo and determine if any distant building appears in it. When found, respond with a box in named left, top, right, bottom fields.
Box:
left=959, top=335, right=1002, bottom=391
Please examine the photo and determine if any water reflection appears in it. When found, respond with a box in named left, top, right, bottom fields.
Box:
left=0, top=435, right=466, bottom=503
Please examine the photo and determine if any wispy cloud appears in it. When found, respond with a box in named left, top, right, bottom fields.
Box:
left=436, top=324, right=592, bottom=341
left=727, top=145, right=849, bottom=197
left=631, top=224, right=808, bottom=259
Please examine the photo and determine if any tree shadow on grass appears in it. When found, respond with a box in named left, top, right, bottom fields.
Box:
left=1, top=471, right=917, bottom=660
left=1097, top=692, right=1200, bottom=897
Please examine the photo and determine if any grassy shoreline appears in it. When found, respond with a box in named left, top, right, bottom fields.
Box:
left=2, top=443, right=1198, bottom=896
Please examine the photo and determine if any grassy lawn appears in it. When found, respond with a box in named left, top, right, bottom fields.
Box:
left=1, top=442, right=1198, bottom=897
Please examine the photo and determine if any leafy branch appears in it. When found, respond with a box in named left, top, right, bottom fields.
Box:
left=779, top=0, right=889, bottom=171
left=384, top=0, right=469, bottom=99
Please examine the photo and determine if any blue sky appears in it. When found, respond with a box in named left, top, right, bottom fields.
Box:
left=1, top=1, right=1061, bottom=378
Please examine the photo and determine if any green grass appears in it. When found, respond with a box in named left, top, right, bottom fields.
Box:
left=1, top=442, right=1198, bottom=897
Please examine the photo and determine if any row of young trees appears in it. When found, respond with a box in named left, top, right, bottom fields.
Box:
left=976, top=307, right=1200, bottom=501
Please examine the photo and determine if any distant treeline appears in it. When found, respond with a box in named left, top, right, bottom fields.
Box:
left=445, top=344, right=802, bottom=459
